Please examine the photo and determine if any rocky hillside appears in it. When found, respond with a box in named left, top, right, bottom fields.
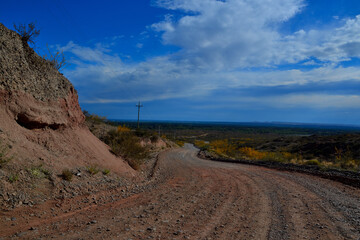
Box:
left=0, top=23, right=134, bottom=208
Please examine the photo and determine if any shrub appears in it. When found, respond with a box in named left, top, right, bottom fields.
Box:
left=8, top=174, right=19, bottom=183
left=134, top=129, right=154, bottom=138
left=210, top=139, right=236, bottom=157
left=83, top=111, right=107, bottom=124
left=87, top=166, right=100, bottom=175
left=304, top=159, right=321, bottom=166
left=61, top=169, right=73, bottom=181
left=239, top=147, right=266, bottom=160
left=340, top=159, right=358, bottom=170
left=117, top=125, right=131, bottom=133
left=28, top=165, right=51, bottom=179
left=13, top=22, right=40, bottom=45
left=175, top=140, right=185, bottom=147
left=0, top=140, right=12, bottom=168
left=103, top=130, right=149, bottom=170
left=43, top=45, right=66, bottom=70
left=194, top=140, right=210, bottom=151
left=150, top=135, right=159, bottom=143
left=30, top=168, right=42, bottom=178
left=102, top=169, right=110, bottom=175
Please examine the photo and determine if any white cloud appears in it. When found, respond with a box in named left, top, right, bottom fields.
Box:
left=152, top=0, right=306, bottom=69
left=241, top=94, right=360, bottom=109
left=62, top=41, right=360, bottom=104
left=302, top=60, right=318, bottom=66
left=61, top=1, right=360, bottom=109
left=152, top=0, right=360, bottom=69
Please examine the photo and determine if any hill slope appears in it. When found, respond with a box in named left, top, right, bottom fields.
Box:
left=0, top=23, right=134, bottom=208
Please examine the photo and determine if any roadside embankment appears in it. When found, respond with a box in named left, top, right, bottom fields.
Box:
left=198, top=150, right=360, bottom=188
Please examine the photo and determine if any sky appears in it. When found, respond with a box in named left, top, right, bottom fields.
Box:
left=1, top=0, right=360, bottom=125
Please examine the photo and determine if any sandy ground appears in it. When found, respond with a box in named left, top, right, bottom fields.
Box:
left=1, top=144, right=360, bottom=239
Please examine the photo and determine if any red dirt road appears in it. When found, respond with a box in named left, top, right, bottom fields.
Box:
left=1, top=144, right=360, bottom=239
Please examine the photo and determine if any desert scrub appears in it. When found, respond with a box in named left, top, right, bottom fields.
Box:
left=117, top=125, right=131, bottom=133
left=0, top=140, right=12, bottom=168
left=150, top=134, right=159, bottom=143
left=83, top=111, right=108, bottom=124
left=210, top=139, right=236, bottom=157
left=61, top=169, right=73, bottom=181
left=304, top=159, right=321, bottom=166
left=102, top=169, right=110, bottom=175
left=339, top=159, right=359, bottom=170
left=87, top=165, right=100, bottom=175
left=194, top=140, right=209, bottom=150
left=8, top=174, right=19, bottom=183
left=28, top=165, right=51, bottom=179
left=103, top=130, right=149, bottom=170
left=175, top=140, right=185, bottom=147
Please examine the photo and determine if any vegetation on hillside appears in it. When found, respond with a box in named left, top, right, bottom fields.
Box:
left=84, top=111, right=160, bottom=170
left=0, top=140, right=12, bottom=168
left=13, top=22, right=40, bottom=45
left=13, top=22, right=67, bottom=71
left=86, top=117, right=360, bottom=171
left=194, top=137, right=360, bottom=171
left=114, top=121, right=360, bottom=171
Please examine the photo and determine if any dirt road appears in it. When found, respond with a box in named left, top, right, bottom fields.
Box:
left=1, top=144, right=360, bottom=239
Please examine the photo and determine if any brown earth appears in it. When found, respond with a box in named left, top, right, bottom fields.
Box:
left=1, top=144, right=359, bottom=239
left=0, top=23, right=135, bottom=209
left=0, top=22, right=133, bottom=173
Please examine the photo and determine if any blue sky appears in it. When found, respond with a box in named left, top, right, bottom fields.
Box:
left=1, top=0, right=360, bottom=124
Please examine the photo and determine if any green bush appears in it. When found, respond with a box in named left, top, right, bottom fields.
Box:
left=8, top=174, right=19, bottom=183
left=28, top=165, right=51, bottom=179
left=304, top=159, right=321, bottom=166
left=102, top=169, right=110, bottom=175
left=87, top=166, right=100, bottom=175
left=61, top=169, right=73, bottom=181
left=103, top=130, right=149, bottom=170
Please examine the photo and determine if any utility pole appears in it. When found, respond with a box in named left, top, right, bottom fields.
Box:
left=136, top=101, right=143, bottom=129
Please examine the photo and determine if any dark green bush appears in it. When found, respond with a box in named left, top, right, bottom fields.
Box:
left=150, top=135, right=159, bottom=143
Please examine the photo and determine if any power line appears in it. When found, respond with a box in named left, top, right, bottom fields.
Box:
left=136, top=101, right=143, bottom=129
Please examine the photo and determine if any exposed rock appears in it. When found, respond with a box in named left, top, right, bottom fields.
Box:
left=0, top=23, right=135, bottom=208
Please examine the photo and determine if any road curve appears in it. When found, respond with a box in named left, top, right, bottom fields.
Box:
left=1, top=144, right=360, bottom=239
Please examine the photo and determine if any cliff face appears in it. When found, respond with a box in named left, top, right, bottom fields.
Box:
left=0, top=23, right=84, bottom=128
left=0, top=23, right=133, bottom=176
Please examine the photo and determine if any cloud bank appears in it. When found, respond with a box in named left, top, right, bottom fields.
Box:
left=61, top=0, right=360, bottom=114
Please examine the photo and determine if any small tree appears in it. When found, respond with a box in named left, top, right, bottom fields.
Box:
left=13, top=22, right=40, bottom=45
